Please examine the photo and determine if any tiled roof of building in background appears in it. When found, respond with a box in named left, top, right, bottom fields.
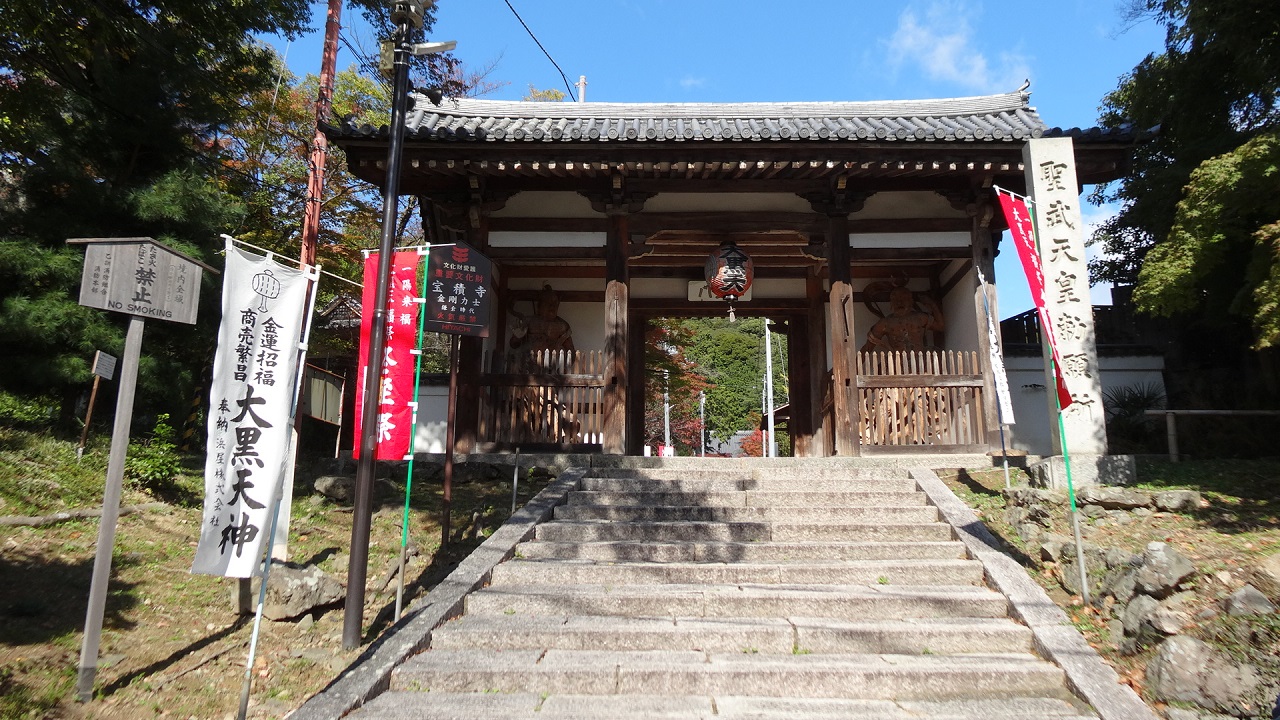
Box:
left=323, top=90, right=1144, bottom=146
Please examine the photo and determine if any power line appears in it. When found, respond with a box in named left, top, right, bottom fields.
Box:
left=500, top=0, right=577, bottom=101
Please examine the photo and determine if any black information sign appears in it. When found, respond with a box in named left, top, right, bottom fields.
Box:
left=424, top=242, right=492, bottom=337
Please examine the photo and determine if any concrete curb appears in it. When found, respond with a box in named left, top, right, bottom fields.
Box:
left=910, top=467, right=1159, bottom=720
left=289, top=467, right=585, bottom=720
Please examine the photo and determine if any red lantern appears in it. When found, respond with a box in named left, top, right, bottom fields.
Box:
left=705, top=242, right=754, bottom=322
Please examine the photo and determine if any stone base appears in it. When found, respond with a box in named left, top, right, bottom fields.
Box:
left=1029, top=454, right=1136, bottom=489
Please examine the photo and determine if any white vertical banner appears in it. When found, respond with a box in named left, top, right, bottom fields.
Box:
left=977, top=268, right=1016, bottom=424
left=193, top=242, right=313, bottom=577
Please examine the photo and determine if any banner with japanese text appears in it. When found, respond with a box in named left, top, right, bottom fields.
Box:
left=996, top=189, right=1074, bottom=411
left=353, top=250, right=421, bottom=460
left=193, top=243, right=312, bottom=577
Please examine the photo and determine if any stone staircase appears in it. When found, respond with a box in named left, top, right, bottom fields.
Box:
left=347, top=465, right=1098, bottom=719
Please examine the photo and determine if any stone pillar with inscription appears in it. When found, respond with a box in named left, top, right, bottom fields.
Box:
left=1023, top=138, right=1134, bottom=487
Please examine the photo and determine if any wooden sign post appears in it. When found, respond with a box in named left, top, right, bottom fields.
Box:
left=66, top=237, right=215, bottom=702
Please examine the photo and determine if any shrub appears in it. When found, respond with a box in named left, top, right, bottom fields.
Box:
left=125, top=413, right=181, bottom=490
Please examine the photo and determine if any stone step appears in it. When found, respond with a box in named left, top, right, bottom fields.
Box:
left=354, top=692, right=1096, bottom=719
left=489, top=558, right=984, bottom=587
left=578, top=476, right=919, bottom=494
left=430, top=615, right=1032, bottom=655
left=514, top=539, right=970, bottom=563
left=552, top=504, right=940, bottom=524
left=464, top=583, right=1008, bottom=620
left=535, top=520, right=953, bottom=544
left=566, top=490, right=928, bottom=507
left=390, top=649, right=1070, bottom=702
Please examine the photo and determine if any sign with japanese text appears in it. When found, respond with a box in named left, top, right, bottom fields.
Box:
left=1021, top=138, right=1107, bottom=454
left=424, top=242, right=492, bottom=338
left=192, top=243, right=313, bottom=577
left=353, top=250, right=422, bottom=460
left=74, top=238, right=202, bottom=325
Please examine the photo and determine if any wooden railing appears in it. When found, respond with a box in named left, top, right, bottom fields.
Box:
left=856, top=350, right=987, bottom=452
left=478, top=350, right=605, bottom=448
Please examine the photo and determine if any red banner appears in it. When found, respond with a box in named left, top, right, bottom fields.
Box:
left=353, top=250, right=421, bottom=459
left=996, top=190, right=1074, bottom=410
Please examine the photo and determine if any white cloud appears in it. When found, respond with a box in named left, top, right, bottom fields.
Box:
left=679, top=75, right=707, bottom=90
left=885, top=2, right=1031, bottom=94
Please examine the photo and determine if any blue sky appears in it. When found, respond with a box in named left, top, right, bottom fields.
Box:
left=269, top=0, right=1166, bottom=319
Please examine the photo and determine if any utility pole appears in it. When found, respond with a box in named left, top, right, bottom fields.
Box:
left=300, top=0, right=342, bottom=266
left=342, top=0, right=454, bottom=650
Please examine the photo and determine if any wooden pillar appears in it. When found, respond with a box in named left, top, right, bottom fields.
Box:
left=826, top=211, right=859, bottom=456
left=805, top=270, right=829, bottom=456
left=602, top=211, right=629, bottom=454
left=625, top=312, right=647, bottom=455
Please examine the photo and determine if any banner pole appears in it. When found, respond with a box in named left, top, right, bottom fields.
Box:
left=395, top=250, right=429, bottom=622
left=1024, top=197, right=1089, bottom=604
left=511, top=449, right=520, bottom=515
left=236, top=489, right=284, bottom=720
left=976, top=268, right=1013, bottom=489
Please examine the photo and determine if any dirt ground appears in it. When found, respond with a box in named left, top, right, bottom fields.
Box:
left=0, top=457, right=549, bottom=720
left=938, top=460, right=1280, bottom=720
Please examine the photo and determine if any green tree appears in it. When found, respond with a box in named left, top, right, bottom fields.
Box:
left=523, top=85, right=567, bottom=102
left=677, top=317, right=788, bottom=446
left=1091, top=0, right=1280, bottom=350
left=0, top=0, right=465, bottom=428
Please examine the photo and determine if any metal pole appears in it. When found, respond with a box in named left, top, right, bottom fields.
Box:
left=76, top=316, right=144, bottom=701
left=510, top=449, right=520, bottom=515
left=395, top=250, right=429, bottom=622
left=663, top=369, right=670, bottom=452
left=343, top=15, right=415, bottom=651
left=699, top=391, right=705, bottom=457
left=1165, top=411, right=1179, bottom=462
left=765, top=319, right=776, bottom=458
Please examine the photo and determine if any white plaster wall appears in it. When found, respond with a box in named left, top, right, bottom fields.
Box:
left=492, top=191, right=599, bottom=218
left=643, top=193, right=813, bottom=213
left=856, top=192, right=968, bottom=220
left=1004, top=354, right=1166, bottom=455
left=490, top=231, right=605, bottom=247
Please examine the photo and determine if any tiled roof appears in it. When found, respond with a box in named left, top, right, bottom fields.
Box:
left=329, top=91, right=1057, bottom=144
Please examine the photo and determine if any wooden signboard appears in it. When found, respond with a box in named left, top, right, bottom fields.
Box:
left=423, top=242, right=493, bottom=337
left=70, top=237, right=209, bottom=325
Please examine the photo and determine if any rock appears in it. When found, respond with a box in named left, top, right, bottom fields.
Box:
left=1148, top=605, right=1189, bottom=635
left=1132, top=506, right=1153, bottom=518
left=1016, top=523, right=1043, bottom=545
left=1040, top=538, right=1068, bottom=564
left=1154, top=490, right=1202, bottom=512
left=1215, top=570, right=1234, bottom=587
left=1147, top=636, right=1263, bottom=717
left=1251, top=553, right=1280, bottom=600
left=1077, top=485, right=1153, bottom=510
left=1135, top=542, right=1196, bottom=598
left=314, top=475, right=355, bottom=503
left=1101, top=567, right=1139, bottom=605
left=1082, top=504, right=1107, bottom=518
left=1225, top=584, right=1277, bottom=616
left=1121, top=593, right=1160, bottom=637
left=246, top=561, right=344, bottom=621
left=1163, top=710, right=1201, bottom=720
